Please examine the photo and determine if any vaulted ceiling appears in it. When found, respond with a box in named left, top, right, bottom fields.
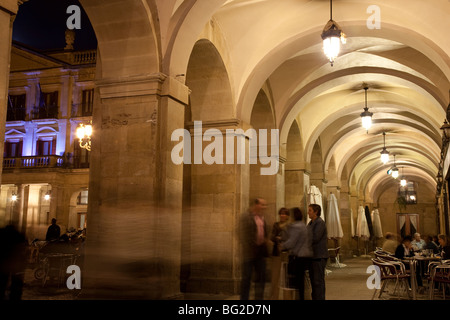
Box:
left=78, top=0, right=450, bottom=201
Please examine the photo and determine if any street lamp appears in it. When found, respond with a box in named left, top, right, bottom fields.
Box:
left=391, top=155, right=399, bottom=179
left=380, top=132, right=390, bottom=164
left=360, top=85, right=373, bottom=132
left=321, top=0, right=346, bottom=66
left=76, top=122, right=92, bottom=151
left=400, top=167, right=407, bottom=187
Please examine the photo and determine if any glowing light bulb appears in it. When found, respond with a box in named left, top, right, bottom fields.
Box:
left=400, top=178, right=407, bottom=187
left=380, top=150, right=389, bottom=164
left=392, top=168, right=399, bottom=179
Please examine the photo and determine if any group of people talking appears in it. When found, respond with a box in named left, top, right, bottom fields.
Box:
left=240, top=198, right=329, bottom=300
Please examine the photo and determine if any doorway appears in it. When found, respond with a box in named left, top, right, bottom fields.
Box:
left=397, top=213, right=419, bottom=238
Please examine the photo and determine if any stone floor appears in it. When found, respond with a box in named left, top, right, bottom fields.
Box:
left=12, top=256, right=449, bottom=300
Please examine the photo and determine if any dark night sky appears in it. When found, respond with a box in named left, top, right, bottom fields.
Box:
left=12, top=0, right=97, bottom=51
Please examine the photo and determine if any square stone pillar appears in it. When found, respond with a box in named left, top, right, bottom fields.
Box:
left=285, top=162, right=310, bottom=213
left=182, top=119, right=253, bottom=295
left=82, top=74, right=189, bottom=299
left=0, top=1, right=21, bottom=185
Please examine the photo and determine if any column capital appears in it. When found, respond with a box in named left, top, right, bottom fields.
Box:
left=285, top=161, right=311, bottom=173
left=95, top=73, right=189, bottom=105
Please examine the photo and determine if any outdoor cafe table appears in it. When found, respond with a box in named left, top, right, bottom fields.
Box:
left=402, top=256, right=442, bottom=300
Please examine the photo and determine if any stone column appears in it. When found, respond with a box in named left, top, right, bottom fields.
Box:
left=337, top=186, right=353, bottom=258
left=82, top=73, right=188, bottom=299
left=0, top=0, right=22, bottom=185
left=183, top=119, right=252, bottom=295
left=285, top=161, right=311, bottom=213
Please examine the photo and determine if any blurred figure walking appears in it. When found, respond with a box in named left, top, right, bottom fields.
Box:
left=282, top=208, right=312, bottom=300
left=270, top=207, right=289, bottom=300
left=239, top=198, right=268, bottom=300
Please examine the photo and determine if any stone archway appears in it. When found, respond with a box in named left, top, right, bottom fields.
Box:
left=182, top=39, right=240, bottom=294
left=75, top=0, right=190, bottom=299
left=249, top=88, right=277, bottom=228
left=285, top=120, right=307, bottom=210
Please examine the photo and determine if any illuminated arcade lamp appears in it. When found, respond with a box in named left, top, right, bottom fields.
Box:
left=11, top=193, right=17, bottom=202
left=400, top=167, right=407, bottom=187
left=321, top=0, right=346, bottom=66
left=360, top=85, right=373, bottom=132
left=380, top=132, right=389, bottom=164
left=391, top=155, right=399, bottom=179
left=76, top=122, right=92, bottom=151
left=44, top=191, right=51, bottom=201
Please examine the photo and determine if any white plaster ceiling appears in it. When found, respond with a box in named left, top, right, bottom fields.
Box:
left=87, top=0, right=450, bottom=202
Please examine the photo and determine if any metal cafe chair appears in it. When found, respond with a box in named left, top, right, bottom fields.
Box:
left=371, top=258, right=411, bottom=300
left=429, top=264, right=450, bottom=300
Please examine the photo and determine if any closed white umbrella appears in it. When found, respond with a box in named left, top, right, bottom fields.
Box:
left=350, top=208, right=355, bottom=238
left=356, top=206, right=370, bottom=239
left=326, top=194, right=346, bottom=268
left=326, top=193, right=343, bottom=239
left=371, top=209, right=383, bottom=238
left=307, top=185, right=324, bottom=223
left=356, top=205, right=371, bottom=257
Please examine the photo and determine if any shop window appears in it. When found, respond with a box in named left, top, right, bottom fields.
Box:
left=77, top=212, right=87, bottom=229
left=77, top=190, right=88, bottom=205
left=398, top=181, right=417, bottom=205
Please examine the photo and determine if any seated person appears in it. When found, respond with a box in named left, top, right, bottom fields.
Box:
left=395, top=235, right=423, bottom=288
left=438, top=234, right=450, bottom=260
left=411, top=233, right=426, bottom=251
left=395, top=235, right=414, bottom=259
left=424, top=235, right=439, bottom=254
left=382, top=232, right=397, bottom=254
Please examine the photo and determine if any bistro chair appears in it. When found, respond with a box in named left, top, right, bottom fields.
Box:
left=371, top=258, right=411, bottom=300
left=429, top=264, right=450, bottom=300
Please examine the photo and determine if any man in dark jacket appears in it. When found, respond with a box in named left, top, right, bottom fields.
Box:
left=307, top=204, right=328, bottom=300
left=239, top=198, right=268, bottom=300
left=45, top=218, right=60, bottom=241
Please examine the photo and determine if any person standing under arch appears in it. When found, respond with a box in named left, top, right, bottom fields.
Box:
left=307, top=204, right=328, bottom=300
left=239, top=198, right=268, bottom=300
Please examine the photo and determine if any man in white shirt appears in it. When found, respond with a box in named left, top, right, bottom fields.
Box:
left=411, top=233, right=426, bottom=251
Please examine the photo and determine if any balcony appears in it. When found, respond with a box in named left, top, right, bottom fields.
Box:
left=32, top=105, right=59, bottom=120
left=3, top=155, right=64, bottom=169
left=72, top=50, right=96, bottom=65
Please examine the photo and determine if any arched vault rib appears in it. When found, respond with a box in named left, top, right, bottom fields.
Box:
left=356, top=158, right=437, bottom=200
left=366, top=169, right=437, bottom=205
left=337, top=138, right=440, bottom=186
left=284, top=72, right=444, bottom=145
left=321, top=120, right=440, bottom=174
